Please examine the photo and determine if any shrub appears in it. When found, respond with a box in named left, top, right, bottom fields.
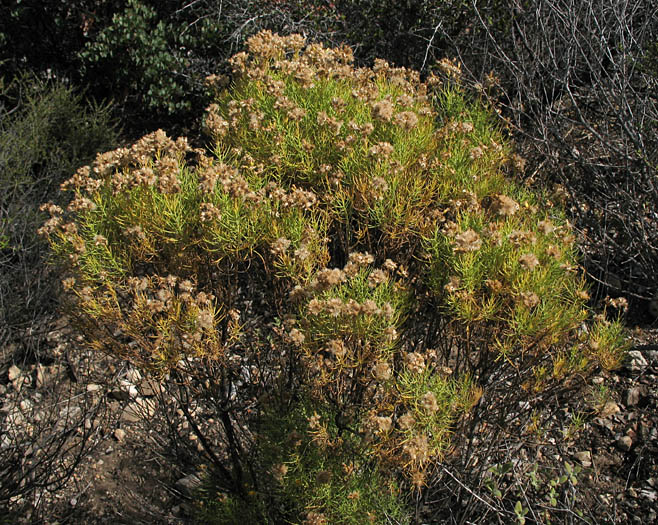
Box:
left=0, top=73, right=118, bottom=351
left=421, top=0, right=658, bottom=309
left=41, top=31, right=626, bottom=523
left=0, top=73, right=118, bottom=517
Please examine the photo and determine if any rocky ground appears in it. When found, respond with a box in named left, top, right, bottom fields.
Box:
left=574, top=330, right=658, bottom=524
left=1, top=315, right=656, bottom=524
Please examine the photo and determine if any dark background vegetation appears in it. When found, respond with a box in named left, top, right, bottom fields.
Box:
left=1, top=0, right=656, bottom=521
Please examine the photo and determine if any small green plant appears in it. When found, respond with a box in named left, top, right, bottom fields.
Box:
left=484, top=460, right=586, bottom=524
left=586, top=382, right=612, bottom=413
left=41, top=31, right=626, bottom=523
left=562, top=411, right=588, bottom=441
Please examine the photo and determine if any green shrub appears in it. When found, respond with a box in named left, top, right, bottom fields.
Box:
left=78, top=0, right=196, bottom=115
left=41, top=31, right=626, bottom=523
left=0, top=73, right=118, bottom=347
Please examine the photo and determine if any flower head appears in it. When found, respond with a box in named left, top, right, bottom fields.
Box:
left=454, top=229, right=482, bottom=253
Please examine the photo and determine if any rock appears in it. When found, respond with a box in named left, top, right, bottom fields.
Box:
left=626, top=350, right=648, bottom=371
left=592, top=376, right=605, bottom=385
left=574, top=451, right=592, bottom=467
left=597, top=417, right=615, bottom=432
left=109, top=389, right=131, bottom=401
left=121, top=397, right=156, bottom=422
left=8, top=365, right=21, bottom=382
left=119, top=379, right=139, bottom=399
left=625, top=387, right=642, bottom=407
left=87, top=383, right=102, bottom=393
left=138, top=379, right=160, bottom=397
left=175, top=473, right=202, bottom=497
left=617, top=435, right=633, bottom=451
left=599, top=401, right=621, bottom=418
left=114, top=428, right=126, bottom=442
left=59, top=405, right=81, bottom=419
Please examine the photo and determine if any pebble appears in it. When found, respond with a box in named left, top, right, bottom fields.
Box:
left=599, top=401, right=621, bottom=418
left=8, top=365, right=21, bottom=382
left=574, top=451, right=592, bottom=467
left=175, top=473, right=202, bottom=497
left=121, top=397, right=157, bottom=422
left=626, top=350, right=648, bottom=371
left=617, top=435, right=633, bottom=451
left=625, top=387, right=643, bottom=407
left=114, top=428, right=126, bottom=442
left=86, top=383, right=102, bottom=392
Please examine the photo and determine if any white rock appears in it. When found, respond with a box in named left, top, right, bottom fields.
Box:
left=120, top=379, right=139, bottom=398
left=574, top=451, right=592, bottom=467
left=114, top=428, right=126, bottom=442
left=8, top=365, right=21, bottom=382
left=86, top=383, right=102, bottom=392
left=627, top=350, right=648, bottom=371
